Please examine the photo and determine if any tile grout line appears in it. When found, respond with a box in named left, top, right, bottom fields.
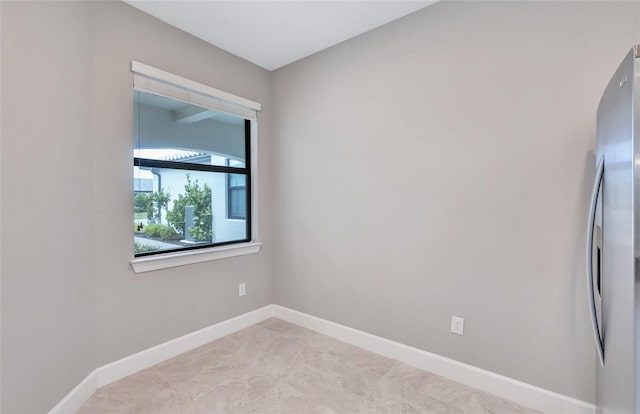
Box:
left=353, top=360, right=403, bottom=409
left=150, top=366, right=193, bottom=406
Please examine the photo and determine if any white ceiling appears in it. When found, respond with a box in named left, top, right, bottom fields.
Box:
left=124, top=1, right=436, bottom=71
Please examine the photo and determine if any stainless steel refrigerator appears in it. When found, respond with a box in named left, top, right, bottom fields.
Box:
left=588, top=45, right=640, bottom=414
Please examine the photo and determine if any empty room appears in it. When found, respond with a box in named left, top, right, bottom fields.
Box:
left=2, top=0, right=640, bottom=413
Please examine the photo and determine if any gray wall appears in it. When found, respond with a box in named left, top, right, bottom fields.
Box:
left=271, top=0, right=639, bottom=403
left=0, top=2, right=273, bottom=412
left=1, top=3, right=95, bottom=412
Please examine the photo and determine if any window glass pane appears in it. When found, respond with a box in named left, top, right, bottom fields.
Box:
left=133, top=169, right=248, bottom=255
left=229, top=188, right=247, bottom=219
left=228, top=158, right=245, bottom=169
left=134, top=90, right=246, bottom=167
left=228, top=173, right=246, bottom=188
left=227, top=170, right=247, bottom=220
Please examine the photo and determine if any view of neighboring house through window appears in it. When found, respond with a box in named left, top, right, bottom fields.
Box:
left=227, top=159, right=247, bottom=220
left=133, top=90, right=251, bottom=256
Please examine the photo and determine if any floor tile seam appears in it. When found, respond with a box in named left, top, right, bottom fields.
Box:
left=85, top=389, right=130, bottom=407
left=354, top=393, right=424, bottom=413
left=150, top=366, right=198, bottom=404
left=353, top=390, right=379, bottom=410
left=154, top=344, right=260, bottom=380
left=186, top=362, right=284, bottom=407
left=248, top=324, right=293, bottom=348
left=189, top=376, right=252, bottom=409
left=419, top=378, right=480, bottom=411
left=152, top=365, right=210, bottom=391
left=355, top=361, right=403, bottom=405
left=263, top=327, right=303, bottom=342
left=245, top=380, right=279, bottom=403
left=153, top=352, right=278, bottom=403
left=364, top=361, right=466, bottom=410
left=373, top=358, right=402, bottom=380
left=283, top=364, right=354, bottom=407
left=296, top=358, right=383, bottom=406
left=220, top=379, right=290, bottom=412
left=262, top=330, right=334, bottom=366
left=89, top=385, right=134, bottom=406
left=276, top=328, right=409, bottom=389
left=327, top=356, right=401, bottom=396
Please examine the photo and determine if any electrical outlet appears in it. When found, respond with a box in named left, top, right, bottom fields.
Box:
left=450, top=316, right=464, bottom=336
left=238, top=283, right=246, bottom=297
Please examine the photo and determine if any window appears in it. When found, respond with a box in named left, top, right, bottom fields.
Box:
left=130, top=62, right=261, bottom=271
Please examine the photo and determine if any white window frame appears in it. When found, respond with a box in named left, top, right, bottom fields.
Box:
left=130, top=62, right=262, bottom=273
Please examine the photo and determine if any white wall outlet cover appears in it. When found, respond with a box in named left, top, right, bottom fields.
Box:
left=239, top=283, right=246, bottom=297
left=451, top=315, right=464, bottom=335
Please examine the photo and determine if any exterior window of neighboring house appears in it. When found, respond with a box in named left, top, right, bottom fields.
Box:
left=227, top=159, right=246, bottom=220
left=131, top=62, right=261, bottom=270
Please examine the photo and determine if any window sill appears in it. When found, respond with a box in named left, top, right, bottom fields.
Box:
left=131, top=242, right=262, bottom=273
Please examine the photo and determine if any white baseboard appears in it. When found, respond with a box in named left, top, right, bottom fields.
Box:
left=48, top=305, right=274, bottom=414
left=47, top=370, right=98, bottom=414
left=95, top=305, right=274, bottom=387
left=49, top=304, right=594, bottom=414
left=272, top=305, right=595, bottom=414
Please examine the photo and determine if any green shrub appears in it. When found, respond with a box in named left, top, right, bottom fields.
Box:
left=134, top=242, right=156, bottom=254
left=166, top=174, right=213, bottom=242
left=143, top=223, right=182, bottom=241
left=143, top=223, right=164, bottom=237
left=134, top=190, right=170, bottom=222
left=159, top=226, right=182, bottom=241
left=134, top=193, right=153, bottom=216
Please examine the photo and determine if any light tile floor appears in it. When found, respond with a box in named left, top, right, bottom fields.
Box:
left=78, top=318, right=540, bottom=414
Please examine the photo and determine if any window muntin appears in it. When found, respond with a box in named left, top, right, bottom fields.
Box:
left=133, top=90, right=251, bottom=257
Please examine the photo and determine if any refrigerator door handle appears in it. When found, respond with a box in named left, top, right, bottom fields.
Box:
left=587, top=155, right=605, bottom=367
